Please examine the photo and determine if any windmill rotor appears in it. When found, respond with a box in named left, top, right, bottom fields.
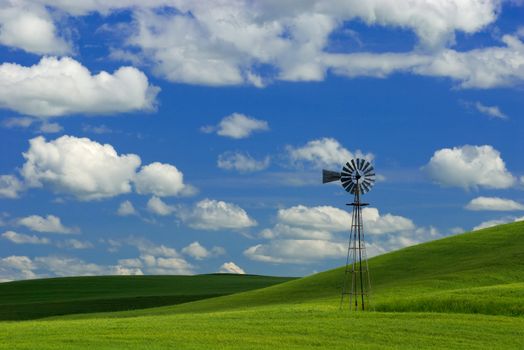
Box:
left=323, top=158, right=376, bottom=195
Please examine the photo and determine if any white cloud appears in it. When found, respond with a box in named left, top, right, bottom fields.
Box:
left=57, top=239, right=94, bottom=250
left=0, top=255, right=37, bottom=281
left=466, top=196, right=524, bottom=211
left=473, top=216, right=524, bottom=231
left=218, top=262, right=245, bottom=274
left=424, top=145, right=515, bottom=189
left=277, top=205, right=350, bottom=232
left=135, top=162, right=195, bottom=197
left=17, top=214, right=77, bottom=234
left=474, top=102, right=507, bottom=119
left=2, top=231, right=50, bottom=245
left=113, top=1, right=499, bottom=85
left=203, top=113, right=269, bottom=139
left=259, top=223, right=333, bottom=240
left=414, top=35, right=524, bottom=88
left=0, top=175, right=24, bottom=198
left=0, top=56, right=159, bottom=117
left=249, top=204, right=417, bottom=264
left=217, top=152, right=270, bottom=172
left=244, top=239, right=346, bottom=264
left=117, top=258, right=142, bottom=268
left=182, top=241, right=225, bottom=260
left=117, top=200, right=137, bottom=216
left=2, top=2, right=515, bottom=89
left=147, top=196, right=175, bottom=216
left=0, top=1, right=516, bottom=90
left=0, top=4, right=70, bottom=54
left=21, top=135, right=141, bottom=200
left=326, top=35, right=524, bottom=89
left=276, top=205, right=413, bottom=235
left=287, top=138, right=373, bottom=169
left=362, top=207, right=416, bottom=235
left=177, top=199, right=257, bottom=231
left=14, top=135, right=193, bottom=200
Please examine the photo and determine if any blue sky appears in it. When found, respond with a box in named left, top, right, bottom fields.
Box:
left=1, top=0, right=524, bottom=280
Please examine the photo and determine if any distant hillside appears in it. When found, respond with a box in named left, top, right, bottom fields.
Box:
left=0, top=274, right=294, bottom=320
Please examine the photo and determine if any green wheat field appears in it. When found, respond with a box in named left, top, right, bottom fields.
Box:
left=1, top=221, right=524, bottom=349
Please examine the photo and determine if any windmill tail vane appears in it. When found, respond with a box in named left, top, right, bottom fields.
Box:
left=322, top=158, right=376, bottom=311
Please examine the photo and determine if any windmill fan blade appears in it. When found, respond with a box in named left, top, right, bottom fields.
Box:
left=346, top=182, right=355, bottom=193
left=322, top=170, right=341, bottom=183
left=364, top=166, right=374, bottom=174
left=345, top=162, right=354, bottom=172
left=361, top=182, right=370, bottom=193
left=359, top=158, right=365, bottom=170
left=362, top=161, right=371, bottom=172
left=350, top=159, right=357, bottom=172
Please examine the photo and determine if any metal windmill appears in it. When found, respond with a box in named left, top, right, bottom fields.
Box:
left=323, top=158, right=376, bottom=311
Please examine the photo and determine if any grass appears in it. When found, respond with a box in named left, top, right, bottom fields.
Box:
left=1, top=221, right=524, bottom=349
left=0, top=274, right=294, bottom=320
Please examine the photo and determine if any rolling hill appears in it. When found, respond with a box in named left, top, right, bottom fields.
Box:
left=0, top=274, right=294, bottom=320
left=1, top=221, right=523, bottom=349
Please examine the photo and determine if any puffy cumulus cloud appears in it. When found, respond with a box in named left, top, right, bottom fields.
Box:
left=473, top=216, right=524, bottom=231
left=17, top=214, right=77, bottom=234
left=277, top=205, right=350, bottom=232
left=177, top=199, right=257, bottom=231
left=0, top=175, right=24, bottom=199
left=0, top=3, right=70, bottom=54
left=424, top=145, right=515, bottom=189
left=21, top=135, right=141, bottom=200
left=244, top=240, right=346, bottom=264
left=146, top=196, right=175, bottom=216
left=219, top=262, right=245, bottom=274
left=466, top=197, right=524, bottom=211
left=474, top=102, right=507, bottom=120
left=287, top=138, right=373, bottom=169
left=249, top=204, right=425, bottom=264
left=135, top=162, right=195, bottom=197
left=362, top=208, right=416, bottom=235
left=0, top=57, right=159, bottom=118
left=182, top=241, right=226, bottom=260
left=117, top=200, right=137, bottom=216
left=14, top=135, right=194, bottom=200
left=276, top=205, right=413, bottom=236
left=217, top=152, right=270, bottom=172
left=203, top=114, right=269, bottom=139
left=1, top=231, right=50, bottom=245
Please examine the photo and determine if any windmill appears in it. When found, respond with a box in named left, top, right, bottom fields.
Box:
left=323, top=158, right=376, bottom=311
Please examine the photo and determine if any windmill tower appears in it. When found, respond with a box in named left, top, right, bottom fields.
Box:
left=323, top=158, right=376, bottom=311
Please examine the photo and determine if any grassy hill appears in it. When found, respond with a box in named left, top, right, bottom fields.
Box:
left=0, top=274, right=294, bottom=320
left=1, top=222, right=523, bottom=349
left=90, top=220, right=524, bottom=318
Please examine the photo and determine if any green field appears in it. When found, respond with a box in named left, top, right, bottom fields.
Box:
left=1, top=222, right=524, bottom=349
left=0, top=274, right=294, bottom=320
